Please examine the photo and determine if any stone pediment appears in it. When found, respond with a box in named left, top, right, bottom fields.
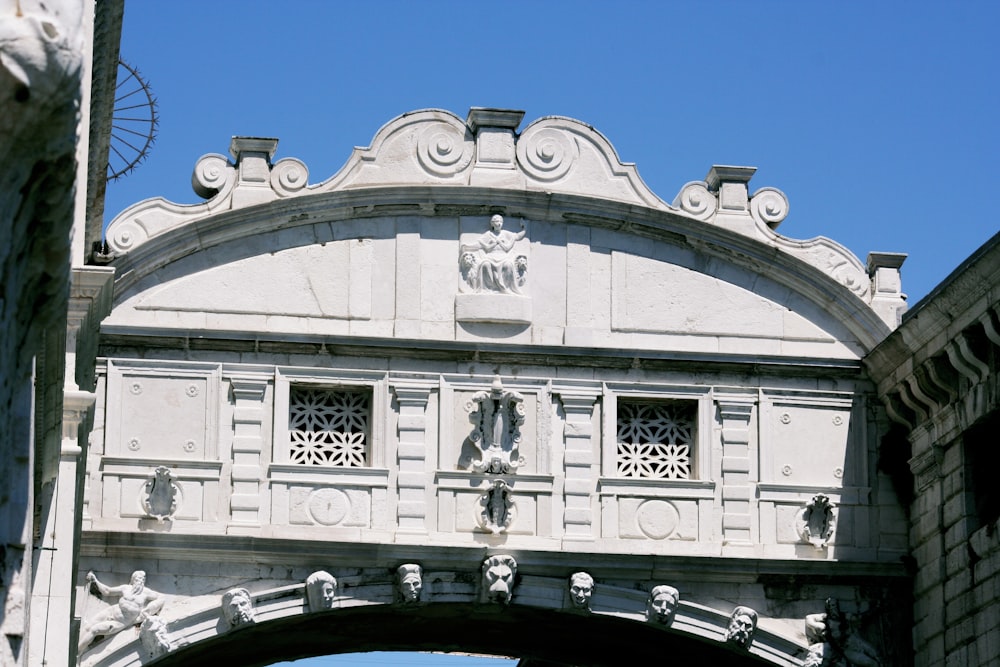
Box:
left=102, top=107, right=906, bottom=350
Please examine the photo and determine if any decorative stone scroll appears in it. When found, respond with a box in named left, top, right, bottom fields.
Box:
left=478, top=479, right=516, bottom=534
left=141, top=466, right=180, bottom=522
left=396, top=563, right=423, bottom=603
left=726, top=606, right=758, bottom=649
left=645, top=585, right=680, bottom=626
left=465, top=376, right=525, bottom=474
left=305, top=571, right=338, bottom=612
left=221, top=588, right=256, bottom=629
left=796, top=493, right=837, bottom=548
left=79, top=571, right=165, bottom=653
left=568, top=572, right=594, bottom=611
left=481, top=555, right=518, bottom=605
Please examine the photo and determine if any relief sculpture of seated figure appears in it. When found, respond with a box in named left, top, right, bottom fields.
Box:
left=460, top=214, right=527, bottom=294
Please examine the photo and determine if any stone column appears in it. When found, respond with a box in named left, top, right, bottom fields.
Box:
left=717, top=396, right=756, bottom=546
left=394, top=386, right=430, bottom=534
left=228, top=377, right=268, bottom=533
left=558, top=393, right=599, bottom=540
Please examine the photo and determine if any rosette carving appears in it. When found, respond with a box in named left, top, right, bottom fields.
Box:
left=749, top=187, right=789, bottom=229
left=674, top=181, right=716, bottom=220
left=416, top=122, right=473, bottom=177
left=516, top=126, right=579, bottom=182
left=191, top=153, right=235, bottom=199
left=270, top=157, right=309, bottom=197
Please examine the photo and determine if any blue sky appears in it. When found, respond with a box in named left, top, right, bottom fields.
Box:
left=107, top=1, right=999, bottom=308
left=105, top=3, right=997, bottom=664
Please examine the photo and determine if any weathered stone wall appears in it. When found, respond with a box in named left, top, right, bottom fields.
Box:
left=0, top=2, right=85, bottom=664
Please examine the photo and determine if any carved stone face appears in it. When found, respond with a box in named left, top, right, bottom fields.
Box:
left=131, top=570, right=146, bottom=591
left=223, top=588, right=255, bottom=627
left=726, top=607, right=758, bottom=648
left=490, top=214, right=503, bottom=232
left=305, top=571, right=337, bottom=611
left=482, top=556, right=517, bottom=604
left=569, top=572, right=594, bottom=609
left=401, top=574, right=422, bottom=602
left=646, top=586, right=679, bottom=625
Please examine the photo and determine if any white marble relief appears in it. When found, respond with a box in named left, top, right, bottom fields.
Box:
left=221, top=588, right=256, bottom=629
left=305, top=571, right=337, bottom=612
left=645, top=585, right=679, bottom=626
left=459, top=215, right=527, bottom=295
left=478, top=479, right=516, bottom=534
left=465, top=376, right=525, bottom=474
left=804, top=599, right=882, bottom=667
left=139, top=615, right=184, bottom=660
left=797, top=493, right=837, bottom=548
left=141, top=466, right=180, bottom=522
left=726, top=606, right=758, bottom=649
left=481, top=555, right=517, bottom=605
left=396, top=564, right=423, bottom=604
left=79, top=571, right=164, bottom=653
left=568, top=572, right=594, bottom=611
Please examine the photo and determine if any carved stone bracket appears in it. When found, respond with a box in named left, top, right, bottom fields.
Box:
left=465, top=376, right=525, bottom=474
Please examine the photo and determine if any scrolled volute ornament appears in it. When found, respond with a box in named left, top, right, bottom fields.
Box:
left=674, top=181, right=717, bottom=221
left=270, top=157, right=309, bottom=196
left=417, top=122, right=473, bottom=177
left=191, top=153, right=236, bottom=200
left=516, top=126, right=579, bottom=182
left=749, top=186, right=789, bottom=230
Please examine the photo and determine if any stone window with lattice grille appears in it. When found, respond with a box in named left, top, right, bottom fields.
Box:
left=288, top=386, right=370, bottom=466
left=616, top=400, right=696, bottom=479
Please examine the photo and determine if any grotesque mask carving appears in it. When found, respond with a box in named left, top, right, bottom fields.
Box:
left=481, top=555, right=518, bottom=605
left=726, top=606, right=758, bottom=649
left=569, top=572, right=594, bottom=610
left=396, top=563, right=423, bottom=603
left=222, top=587, right=256, bottom=628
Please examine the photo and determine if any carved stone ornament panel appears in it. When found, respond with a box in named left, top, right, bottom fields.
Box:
left=726, top=606, right=758, bottom=649
left=645, top=585, right=679, bottom=626
left=465, top=376, right=526, bottom=474
left=305, top=570, right=338, bottom=612
left=478, top=479, right=516, bottom=534
left=141, top=466, right=180, bottom=522
left=222, top=587, right=256, bottom=629
left=139, top=615, right=185, bottom=659
left=481, top=555, right=517, bottom=605
left=796, top=493, right=837, bottom=548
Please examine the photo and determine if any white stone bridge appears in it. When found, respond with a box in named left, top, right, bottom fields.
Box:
left=76, top=108, right=910, bottom=666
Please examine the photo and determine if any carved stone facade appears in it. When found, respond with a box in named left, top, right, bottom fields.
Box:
left=63, top=106, right=925, bottom=666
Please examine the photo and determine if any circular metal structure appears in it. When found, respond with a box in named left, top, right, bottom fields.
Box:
left=107, top=59, right=158, bottom=181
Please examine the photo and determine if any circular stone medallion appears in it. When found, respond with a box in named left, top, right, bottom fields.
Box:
left=636, top=499, right=679, bottom=540
left=308, top=488, right=349, bottom=526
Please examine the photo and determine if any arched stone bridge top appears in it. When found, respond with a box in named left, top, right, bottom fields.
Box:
left=103, top=107, right=906, bottom=336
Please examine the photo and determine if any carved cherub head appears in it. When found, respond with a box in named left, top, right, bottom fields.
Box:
left=569, top=572, right=595, bottom=610
left=726, top=606, right=758, bottom=649
left=305, top=570, right=338, bottom=612
left=482, top=555, right=517, bottom=604
left=222, top=587, right=256, bottom=628
left=397, top=563, right=423, bottom=603
left=646, top=585, right=680, bottom=626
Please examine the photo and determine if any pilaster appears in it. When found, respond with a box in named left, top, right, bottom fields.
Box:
left=716, top=396, right=756, bottom=546
left=394, top=385, right=431, bottom=534
left=558, top=393, right=599, bottom=539
left=228, top=377, right=268, bottom=533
